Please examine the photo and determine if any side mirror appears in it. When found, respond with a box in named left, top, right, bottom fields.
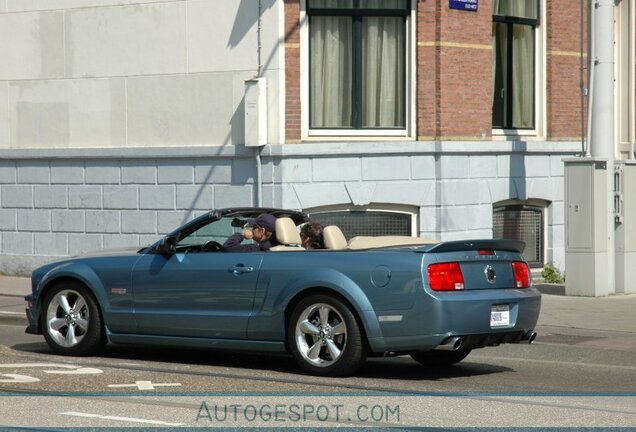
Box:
left=156, top=236, right=177, bottom=255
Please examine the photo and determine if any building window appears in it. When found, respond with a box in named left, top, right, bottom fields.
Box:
left=493, top=203, right=544, bottom=268
left=306, top=0, right=409, bottom=131
left=492, top=0, right=539, bottom=130
left=308, top=207, right=414, bottom=239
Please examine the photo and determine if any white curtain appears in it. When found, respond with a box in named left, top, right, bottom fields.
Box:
left=310, top=16, right=353, bottom=127
left=512, top=24, right=534, bottom=128
left=363, top=16, right=405, bottom=127
left=493, top=0, right=537, bottom=19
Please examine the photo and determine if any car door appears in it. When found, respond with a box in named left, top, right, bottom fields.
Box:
left=130, top=218, right=263, bottom=339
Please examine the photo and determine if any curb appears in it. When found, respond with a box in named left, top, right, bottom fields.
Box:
left=0, top=313, right=28, bottom=326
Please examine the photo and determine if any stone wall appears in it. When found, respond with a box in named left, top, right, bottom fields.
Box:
left=0, top=141, right=578, bottom=275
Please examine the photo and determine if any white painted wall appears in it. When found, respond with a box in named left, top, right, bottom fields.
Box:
left=0, top=0, right=284, bottom=149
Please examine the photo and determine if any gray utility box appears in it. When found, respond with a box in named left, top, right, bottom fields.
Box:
left=615, top=161, right=636, bottom=294
left=564, top=158, right=612, bottom=296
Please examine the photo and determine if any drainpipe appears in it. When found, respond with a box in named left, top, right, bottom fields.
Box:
left=254, top=0, right=264, bottom=207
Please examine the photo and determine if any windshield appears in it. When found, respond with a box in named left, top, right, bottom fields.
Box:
left=176, top=215, right=255, bottom=249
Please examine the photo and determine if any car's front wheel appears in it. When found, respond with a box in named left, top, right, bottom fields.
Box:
left=409, top=349, right=472, bottom=367
left=288, top=294, right=366, bottom=376
left=41, top=282, right=105, bottom=356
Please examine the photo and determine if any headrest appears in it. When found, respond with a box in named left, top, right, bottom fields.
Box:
left=323, top=225, right=347, bottom=250
left=275, top=217, right=301, bottom=245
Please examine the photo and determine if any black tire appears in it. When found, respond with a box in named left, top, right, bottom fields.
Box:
left=287, top=294, right=367, bottom=376
left=40, top=281, right=105, bottom=356
left=409, top=349, right=472, bottom=367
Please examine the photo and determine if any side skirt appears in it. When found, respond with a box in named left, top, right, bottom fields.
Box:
left=106, top=331, right=288, bottom=353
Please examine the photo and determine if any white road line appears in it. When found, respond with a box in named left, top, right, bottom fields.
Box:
left=61, top=412, right=183, bottom=426
left=0, top=311, right=24, bottom=315
left=108, top=380, right=182, bottom=390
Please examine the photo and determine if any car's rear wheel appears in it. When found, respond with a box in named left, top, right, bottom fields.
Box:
left=41, top=281, right=105, bottom=356
left=409, top=349, right=472, bottom=367
left=288, top=294, right=366, bottom=376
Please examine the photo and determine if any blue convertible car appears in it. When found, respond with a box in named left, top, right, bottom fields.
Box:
left=26, top=208, right=541, bottom=376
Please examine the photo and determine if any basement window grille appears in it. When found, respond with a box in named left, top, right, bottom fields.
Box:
left=309, top=210, right=412, bottom=240
left=493, top=204, right=544, bottom=267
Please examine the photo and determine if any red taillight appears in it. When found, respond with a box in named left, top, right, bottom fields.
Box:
left=478, top=250, right=495, bottom=256
left=428, top=262, right=465, bottom=291
left=512, top=261, right=531, bottom=288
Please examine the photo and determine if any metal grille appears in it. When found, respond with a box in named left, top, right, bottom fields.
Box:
left=493, top=205, right=543, bottom=267
left=309, top=211, right=412, bottom=240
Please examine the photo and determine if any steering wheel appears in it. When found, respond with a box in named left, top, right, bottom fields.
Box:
left=202, top=240, right=223, bottom=251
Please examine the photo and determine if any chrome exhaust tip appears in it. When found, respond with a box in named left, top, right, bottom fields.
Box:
left=520, top=330, right=537, bottom=344
left=435, top=336, right=462, bottom=351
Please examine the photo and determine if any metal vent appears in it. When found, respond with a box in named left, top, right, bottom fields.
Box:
left=309, top=211, right=412, bottom=240
left=493, top=205, right=544, bottom=267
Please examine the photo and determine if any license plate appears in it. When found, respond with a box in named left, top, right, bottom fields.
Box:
left=490, top=304, right=510, bottom=327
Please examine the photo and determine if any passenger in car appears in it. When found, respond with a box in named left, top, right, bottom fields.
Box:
left=222, top=213, right=278, bottom=251
left=300, top=221, right=325, bottom=249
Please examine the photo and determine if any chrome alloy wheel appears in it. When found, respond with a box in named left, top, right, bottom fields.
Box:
left=294, top=303, right=347, bottom=367
left=45, top=289, right=90, bottom=348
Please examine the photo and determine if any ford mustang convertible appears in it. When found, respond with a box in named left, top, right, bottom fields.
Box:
left=25, top=208, right=541, bottom=376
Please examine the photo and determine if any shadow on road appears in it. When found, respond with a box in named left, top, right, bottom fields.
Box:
left=9, top=341, right=513, bottom=383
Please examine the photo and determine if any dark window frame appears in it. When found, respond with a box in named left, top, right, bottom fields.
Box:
left=307, top=0, right=410, bottom=130
left=492, top=2, right=540, bottom=130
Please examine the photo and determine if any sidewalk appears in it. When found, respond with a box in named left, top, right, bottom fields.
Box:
left=0, top=276, right=635, bottom=335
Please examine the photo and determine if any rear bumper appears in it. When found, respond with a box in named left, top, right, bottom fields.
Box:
left=368, top=287, right=541, bottom=353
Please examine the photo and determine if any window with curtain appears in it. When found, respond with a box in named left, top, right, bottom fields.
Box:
left=307, top=0, right=408, bottom=130
left=492, top=0, right=539, bottom=130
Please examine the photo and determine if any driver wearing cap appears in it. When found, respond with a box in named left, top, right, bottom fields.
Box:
left=222, top=213, right=278, bottom=252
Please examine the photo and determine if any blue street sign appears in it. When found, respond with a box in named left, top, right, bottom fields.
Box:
left=449, top=0, right=478, bottom=12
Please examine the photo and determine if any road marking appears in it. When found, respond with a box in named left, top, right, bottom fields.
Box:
left=0, top=374, right=40, bottom=383
left=0, top=311, right=24, bottom=315
left=108, top=380, right=182, bottom=390
left=61, top=412, right=183, bottom=426
left=0, top=363, right=103, bottom=375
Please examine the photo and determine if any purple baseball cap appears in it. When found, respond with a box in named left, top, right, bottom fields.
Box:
left=249, top=213, right=276, bottom=232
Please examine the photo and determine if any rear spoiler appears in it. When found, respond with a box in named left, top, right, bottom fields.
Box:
left=423, top=239, right=526, bottom=254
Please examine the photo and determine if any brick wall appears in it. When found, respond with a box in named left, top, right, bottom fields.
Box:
left=547, top=0, right=587, bottom=140
left=284, top=0, right=301, bottom=143
left=417, top=0, right=493, bottom=140
left=285, top=0, right=493, bottom=142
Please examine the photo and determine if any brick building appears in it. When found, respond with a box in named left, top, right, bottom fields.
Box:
left=0, top=0, right=634, bottom=278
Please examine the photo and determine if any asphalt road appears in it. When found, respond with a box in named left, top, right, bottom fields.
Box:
left=0, top=321, right=634, bottom=429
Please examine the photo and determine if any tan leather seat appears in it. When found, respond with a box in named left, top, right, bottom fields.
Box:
left=347, top=236, right=436, bottom=249
left=323, top=225, right=347, bottom=250
left=270, top=217, right=305, bottom=251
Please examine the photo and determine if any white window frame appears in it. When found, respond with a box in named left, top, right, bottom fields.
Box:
left=299, top=0, right=417, bottom=140
left=492, top=0, right=546, bottom=140
left=615, top=0, right=636, bottom=158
